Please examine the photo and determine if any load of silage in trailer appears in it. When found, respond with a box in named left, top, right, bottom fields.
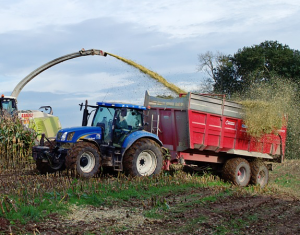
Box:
left=234, top=77, right=300, bottom=158
left=239, top=99, right=284, bottom=138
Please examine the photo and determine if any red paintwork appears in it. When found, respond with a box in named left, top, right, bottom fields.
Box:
left=149, top=106, right=286, bottom=164
left=188, top=109, right=286, bottom=155
left=188, top=110, right=286, bottom=155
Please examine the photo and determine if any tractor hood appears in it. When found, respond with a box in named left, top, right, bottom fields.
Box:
left=56, top=126, right=102, bottom=143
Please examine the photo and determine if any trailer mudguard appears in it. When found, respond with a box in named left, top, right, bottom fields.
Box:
left=121, top=131, right=162, bottom=156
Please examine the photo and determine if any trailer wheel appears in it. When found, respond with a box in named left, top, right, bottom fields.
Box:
left=36, top=140, right=66, bottom=174
left=222, top=158, right=251, bottom=186
left=123, top=138, right=163, bottom=176
left=65, top=141, right=101, bottom=178
left=250, top=160, right=269, bottom=188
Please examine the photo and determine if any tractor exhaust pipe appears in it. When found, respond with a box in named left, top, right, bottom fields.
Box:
left=82, top=100, right=89, bottom=126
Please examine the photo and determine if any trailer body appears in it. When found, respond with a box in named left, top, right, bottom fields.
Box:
left=144, top=91, right=286, bottom=165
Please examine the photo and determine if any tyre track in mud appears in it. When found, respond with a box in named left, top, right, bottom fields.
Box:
left=1, top=173, right=300, bottom=235
left=133, top=193, right=300, bottom=235
left=1, top=166, right=300, bottom=234
left=207, top=195, right=300, bottom=235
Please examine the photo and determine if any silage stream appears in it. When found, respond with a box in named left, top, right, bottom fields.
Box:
left=107, top=53, right=186, bottom=95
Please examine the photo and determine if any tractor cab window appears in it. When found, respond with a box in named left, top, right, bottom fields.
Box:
left=115, top=108, right=128, bottom=129
left=0, top=99, right=16, bottom=114
left=113, top=108, right=143, bottom=146
left=92, top=107, right=115, bottom=143
left=115, top=108, right=143, bottom=131
left=126, top=109, right=143, bottom=131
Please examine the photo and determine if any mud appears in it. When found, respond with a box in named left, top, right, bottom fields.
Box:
left=4, top=187, right=299, bottom=235
left=1, top=162, right=300, bottom=234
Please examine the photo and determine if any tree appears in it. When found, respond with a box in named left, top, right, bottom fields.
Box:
left=213, top=58, right=241, bottom=95
left=234, top=41, right=300, bottom=81
left=198, top=41, right=300, bottom=160
left=197, top=51, right=229, bottom=93
left=198, top=41, right=300, bottom=95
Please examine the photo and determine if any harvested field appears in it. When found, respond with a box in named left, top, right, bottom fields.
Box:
left=0, top=160, right=299, bottom=234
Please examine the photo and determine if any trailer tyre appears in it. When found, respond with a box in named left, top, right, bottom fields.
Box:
left=123, top=138, right=163, bottom=176
left=250, top=160, right=269, bottom=188
left=36, top=140, right=66, bottom=174
left=222, top=158, right=251, bottom=187
left=65, top=141, right=101, bottom=178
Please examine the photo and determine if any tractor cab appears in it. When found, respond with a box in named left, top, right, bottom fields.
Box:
left=90, top=102, right=146, bottom=146
left=0, top=94, right=17, bottom=115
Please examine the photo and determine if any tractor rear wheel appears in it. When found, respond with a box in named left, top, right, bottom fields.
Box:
left=250, top=160, right=269, bottom=188
left=123, top=138, right=163, bottom=176
left=222, top=158, right=251, bottom=186
left=65, top=141, right=101, bottom=178
left=36, top=140, right=66, bottom=174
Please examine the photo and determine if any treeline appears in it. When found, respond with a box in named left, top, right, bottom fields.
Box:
left=198, top=41, right=300, bottom=159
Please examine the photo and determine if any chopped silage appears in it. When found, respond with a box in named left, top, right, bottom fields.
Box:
left=107, top=53, right=186, bottom=95
left=234, top=77, right=299, bottom=159
left=239, top=100, right=283, bottom=138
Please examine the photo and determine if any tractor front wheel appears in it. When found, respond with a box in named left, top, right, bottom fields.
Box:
left=65, top=141, right=101, bottom=178
left=222, top=158, right=251, bottom=187
left=123, top=139, right=163, bottom=176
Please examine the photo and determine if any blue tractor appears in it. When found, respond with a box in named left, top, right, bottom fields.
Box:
left=32, top=100, right=163, bottom=178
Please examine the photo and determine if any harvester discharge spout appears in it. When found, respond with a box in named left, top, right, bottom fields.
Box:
left=11, top=49, right=107, bottom=98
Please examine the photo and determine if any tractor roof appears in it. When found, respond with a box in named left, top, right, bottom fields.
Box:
left=96, top=102, right=147, bottom=110
left=1, top=95, right=16, bottom=99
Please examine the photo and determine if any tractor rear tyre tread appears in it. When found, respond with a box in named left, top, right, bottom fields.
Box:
left=222, top=158, right=251, bottom=187
left=65, top=141, right=101, bottom=178
left=250, top=160, right=269, bottom=188
left=123, top=138, right=163, bottom=177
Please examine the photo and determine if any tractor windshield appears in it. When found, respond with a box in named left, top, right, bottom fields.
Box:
left=92, top=107, right=115, bottom=143
left=92, top=107, right=115, bottom=127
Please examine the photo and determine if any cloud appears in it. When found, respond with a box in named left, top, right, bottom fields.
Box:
left=1, top=0, right=300, bottom=128
left=1, top=0, right=299, bottom=38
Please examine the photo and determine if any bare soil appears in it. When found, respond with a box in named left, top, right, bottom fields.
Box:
left=1, top=160, right=300, bottom=235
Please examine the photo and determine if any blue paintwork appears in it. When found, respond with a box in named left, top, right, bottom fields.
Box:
left=121, top=130, right=162, bottom=155
left=56, top=126, right=102, bottom=143
left=96, top=102, right=147, bottom=110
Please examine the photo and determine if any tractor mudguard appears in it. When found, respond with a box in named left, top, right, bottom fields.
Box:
left=121, top=131, right=162, bottom=156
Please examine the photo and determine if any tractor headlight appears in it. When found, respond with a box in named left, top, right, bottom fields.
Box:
left=61, top=132, right=68, bottom=141
left=67, top=132, right=75, bottom=141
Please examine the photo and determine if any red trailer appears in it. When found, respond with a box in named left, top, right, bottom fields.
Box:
left=144, top=91, right=287, bottom=187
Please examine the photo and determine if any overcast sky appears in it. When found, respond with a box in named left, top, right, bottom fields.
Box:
left=1, top=0, right=300, bottom=127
